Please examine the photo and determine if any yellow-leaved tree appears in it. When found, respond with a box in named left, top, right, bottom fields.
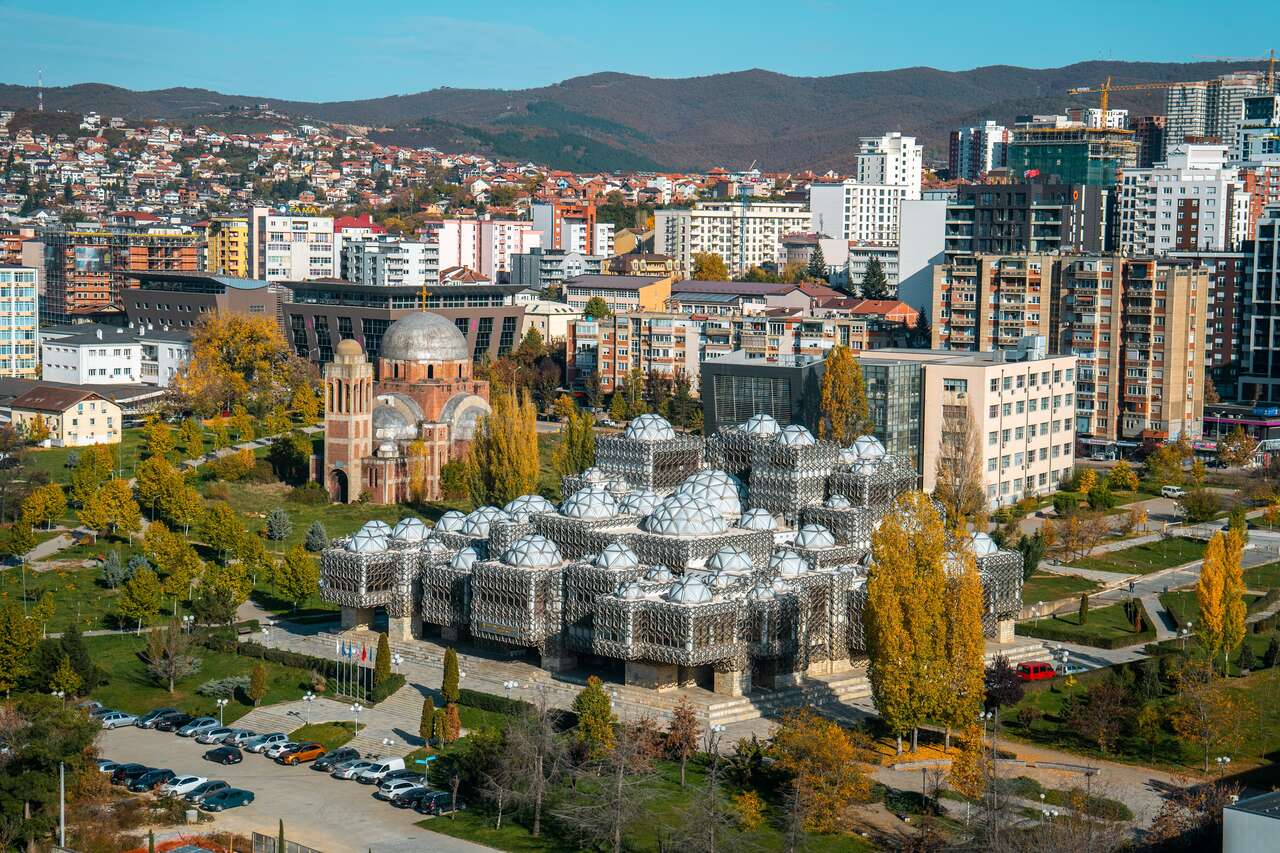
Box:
left=1222, top=527, right=1247, bottom=664
left=465, top=391, right=539, bottom=506
left=1194, top=532, right=1227, bottom=661
left=405, top=440, right=432, bottom=504
left=939, top=549, right=986, bottom=751
left=817, top=345, right=872, bottom=443
left=174, top=313, right=315, bottom=417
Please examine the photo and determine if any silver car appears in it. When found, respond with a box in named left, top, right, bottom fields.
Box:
left=221, top=729, right=257, bottom=747
left=195, top=727, right=235, bottom=744
left=243, top=732, right=287, bottom=753
left=264, top=740, right=298, bottom=760
left=98, top=711, right=137, bottom=730
left=330, top=759, right=376, bottom=780
left=177, top=717, right=220, bottom=738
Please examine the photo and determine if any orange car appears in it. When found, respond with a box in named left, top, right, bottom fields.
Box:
left=277, top=742, right=325, bottom=765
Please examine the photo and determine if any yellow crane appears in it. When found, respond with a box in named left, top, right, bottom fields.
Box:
left=1192, top=50, right=1277, bottom=93
left=1066, top=77, right=1192, bottom=115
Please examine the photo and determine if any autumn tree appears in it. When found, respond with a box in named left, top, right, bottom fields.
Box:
left=572, top=675, right=616, bottom=759
left=4, top=521, right=34, bottom=562
left=865, top=491, right=947, bottom=753
left=25, top=413, right=50, bottom=443
left=939, top=550, right=985, bottom=750
left=178, top=417, right=205, bottom=458
left=947, top=724, right=986, bottom=822
left=503, top=689, right=567, bottom=838
left=691, top=252, right=729, bottom=281
left=1169, top=661, right=1253, bottom=772
left=665, top=697, right=700, bottom=786
left=1050, top=511, right=1111, bottom=561
left=68, top=444, right=115, bottom=507
left=142, top=618, right=202, bottom=693
left=464, top=391, right=539, bottom=506
left=49, top=653, right=81, bottom=698
left=249, top=662, right=267, bottom=706
left=1145, top=437, right=1191, bottom=487
left=0, top=601, right=42, bottom=694
left=135, top=455, right=183, bottom=519
left=933, top=402, right=986, bottom=529
left=174, top=313, right=315, bottom=416
left=141, top=417, right=175, bottom=460
left=78, top=479, right=140, bottom=540
left=817, top=344, right=872, bottom=442
left=1223, top=528, right=1247, bottom=665
left=405, top=440, right=432, bottom=503
left=200, top=501, right=246, bottom=564
left=1195, top=531, right=1229, bottom=661
left=290, top=383, right=322, bottom=423
left=275, top=544, right=319, bottom=611
left=21, top=483, right=65, bottom=530
left=1106, top=460, right=1139, bottom=492
left=770, top=709, right=872, bottom=834
left=117, top=566, right=163, bottom=632
left=553, top=409, right=596, bottom=478
left=556, top=720, right=657, bottom=853
left=1064, top=677, right=1130, bottom=753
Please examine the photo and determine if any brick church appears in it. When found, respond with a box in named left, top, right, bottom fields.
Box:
left=323, top=312, right=490, bottom=503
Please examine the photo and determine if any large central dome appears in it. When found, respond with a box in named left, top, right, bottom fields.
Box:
left=380, top=312, right=470, bottom=363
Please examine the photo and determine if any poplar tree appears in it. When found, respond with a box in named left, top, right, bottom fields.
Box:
left=465, top=391, right=540, bottom=506
left=442, top=647, right=460, bottom=704
left=1223, top=528, right=1247, bottom=662
left=1195, top=532, right=1227, bottom=662
left=817, top=345, right=872, bottom=443
left=939, top=551, right=985, bottom=751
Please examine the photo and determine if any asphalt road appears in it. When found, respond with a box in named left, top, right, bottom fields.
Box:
left=99, top=727, right=494, bottom=853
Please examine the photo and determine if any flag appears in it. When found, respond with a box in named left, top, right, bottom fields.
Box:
left=335, top=638, right=340, bottom=656
left=361, top=643, right=367, bottom=662
left=1023, top=168, right=1041, bottom=179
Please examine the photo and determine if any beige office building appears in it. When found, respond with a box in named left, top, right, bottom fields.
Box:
left=931, top=254, right=1055, bottom=351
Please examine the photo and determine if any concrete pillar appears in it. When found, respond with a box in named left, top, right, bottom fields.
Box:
left=340, top=606, right=373, bottom=631
left=624, top=660, right=679, bottom=691
left=997, top=618, right=1015, bottom=644
left=713, top=668, right=751, bottom=697
left=387, top=616, right=413, bottom=642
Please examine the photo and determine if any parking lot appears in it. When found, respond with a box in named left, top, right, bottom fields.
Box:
left=99, top=727, right=492, bottom=853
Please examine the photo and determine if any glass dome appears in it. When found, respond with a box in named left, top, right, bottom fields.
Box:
left=615, top=580, right=648, bottom=601
left=969, top=532, right=1000, bottom=558
left=581, top=467, right=608, bottom=484
left=644, top=565, right=674, bottom=583
left=625, top=413, right=676, bottom=442
left=346, top=528, right=387, bottom=554
left=794, top=524, right=836, bottom=549
left=435, top=510, right=466, bottom=532
left=852, top=458, right=881, bottom=477
left=391, top=517, right=430, bottom=543
left=462, top=506, right=510, bottom=538
left=675, top=469, right=745, bottom=517
left=643, top=493, right=729, bottom=536
left=747, top=577, right=790, bottom=601
left=503, top=494, right=557, bottom=521
left=853, top=435, right=886, bottom=460
left=838, top=447, right=859, bottom=466
left=739, top=508, right=777, bottom=531
left=561, top=486, right=619, bottom=521
left=777, top=425, right=816, bottom=447
left=502, top=534, right=563, bottom=569
left=742, top=413, right=780, bottom=435
left=449, top=547, right=479, bottom=571
left=424, top=537, right=452, bottom=556
left=664, top=574, right=714, bottom=605
left=620, top=489, right=661, bottom=516
left=596, top=542, right=640, bottom=570
left=825, top=494, right=853, bottom=510
left=769, top=548, right=810, bottom=577
left=706, top=545, right=753, bottom=575
left=359, top=520, right=392, bottom=536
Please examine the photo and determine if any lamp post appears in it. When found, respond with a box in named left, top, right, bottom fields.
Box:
left=302, top=691, right=316, bottom=725
left=350, top=702, right=363, bottom=735
left=182, top=614, right=194, bottom=634
left=215, top=698, right=228, bottom=726
left=391, top=653, right=403, bottom=674
left=51, top=690, right=64, bottom=706
left=1215, top=755, right=1232, bottom=778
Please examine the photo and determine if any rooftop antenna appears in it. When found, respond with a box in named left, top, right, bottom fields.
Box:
left=37, top=69, right=43, bottom=112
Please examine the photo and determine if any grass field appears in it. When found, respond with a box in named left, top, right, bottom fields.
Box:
left=1245, top=561, right=1280, bottom=590
left=0, top=558, right=197, bottom=633
left=1016, top=599, right=1156, bottom=648
left=85, top=633, right=315, bottom=723
left=1159, top=589, right=1266, bottom=629
left=288, top=721, right=356, bottom=750
left=1068, top=537, right=1206, bottom=575
left=1021, top=571, right=1101, bottom=606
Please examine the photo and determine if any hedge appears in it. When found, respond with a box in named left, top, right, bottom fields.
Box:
left=1016, top=599, right=1158, bottom=650
left=197, top=637, right=404, bottom=705
left=457, top=687, right=578, bottom=729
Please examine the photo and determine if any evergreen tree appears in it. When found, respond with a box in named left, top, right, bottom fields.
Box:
left=420, top=696, right=436, bottom=744
left=59, top=623, right=102, bottom=690
left=583, top=296, right=612, bottom=319
left=102, top=549, right=130, bottom=588
left=266, top=508, right=292, bottom=543
left=305, top=520, right=329, bottom=552
left=806, top=244, right=827, bottom=280
left=817, top=345, right=872, bottom=442
left=442, top=647, right=460, bottom=704
left=572, top=675, right=617, bottom=759
left=860, top=256, right=890, bottom=299
left=249, top=662, right=267, bottom=706
left=1079, top=593, right=1090, bottom=625
left=912, top=305, right=932, bottom=346
left=373, top=632, right=391, bottom=687
left=1264, top=635, right=1280, bottom=669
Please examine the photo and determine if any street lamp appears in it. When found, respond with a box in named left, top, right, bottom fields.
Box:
left=350, top=702, right=363, bottom=735
left=215, top=698, right=228, bottom=726
left=302, top=691, right=316, bottom=725
left=51, top=690, right=64, bottom=706
left=1216, top=755, right=1232, bottom=777
left=391, top=653, right=403, bottom=673
left=182, top=614, right=194, bottom=634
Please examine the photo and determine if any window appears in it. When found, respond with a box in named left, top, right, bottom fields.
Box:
left=987, top=457, right=997, bottom=472
left=474, top=317, right=494, bottom=355
left=943, top=378, right=968, bottom=393
left=988, top=431, right=997, bottom=446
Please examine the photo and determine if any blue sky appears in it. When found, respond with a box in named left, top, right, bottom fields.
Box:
left=1, top=0, right=1276, bottom=101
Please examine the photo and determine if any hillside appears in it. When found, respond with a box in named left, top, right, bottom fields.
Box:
left=0, top=61, right=1267, bottom=171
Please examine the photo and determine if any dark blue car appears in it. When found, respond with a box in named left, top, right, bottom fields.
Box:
left=200, top=788, right=254, bottom=812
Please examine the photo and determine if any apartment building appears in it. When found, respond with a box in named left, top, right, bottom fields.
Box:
left=1134, top=116, right=1167, bottom=169
left=949, top=121, right=1010, bottom=181
left=1007, top=122, right=1138, bottom=186
left=1241, top=206, right=1280, bottom=404
left=248, top=206, right=337, bottom=281
left=563, top=274, right=673, bottom=315
left=206, top=216, right=250, bottom=277
left=511, top=248, right=603, bottom=290
left=531, top=201, right=611, bottom=256
left=930, top=254, right=1054, bottom=352
left=423, top=218, right=542, bottom=280
left=568, top=312, right=702, bottom=394
left=341, top=239, right=438, bottom=288
left=1116, top=144, right=1250, bottom=255
left=1169, top=250, right=1251, bottom=400
left=0, top=266, right=38, bottom=377
left=9, top=386, right=122, bottom=447
left=653, top=201, right=811, bottom=276
left=1234, top=94, right=1280, bottom=166
left=856, top=132, right=923, bottom=192
left=40, top=325, right=143, bottom=385
left=943, top=183, right=1112, bottom=261
left=1165, top=72, right=1267, bottom=158
left=0, top=225, right=37, bottom=267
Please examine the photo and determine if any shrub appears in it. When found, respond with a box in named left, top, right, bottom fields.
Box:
left=1180, top=488, right=1220, bottom=523
left=205, top=481, right=231, bottom=501
left=196, top=676, right=250, bottom=698
left=245, top=460, right=278, bottom=484
left=1053, top=493, right=1079, bottom=517
left=304, top=520, right=329, bottom=552
left=1239, top=643, right=1258, bottom=672
left=1087, top=484, right=1117, bottom=511
left=368, top=673, right=405, bottom=703
left=1265, top=635, right=1280, bottom=669
left=209, top=449, right=256, bottom=482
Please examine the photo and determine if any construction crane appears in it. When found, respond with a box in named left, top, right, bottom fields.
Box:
left=1192, top=50, right=1277, bottom=93
left=1066, top=76, right=1191, bottom=115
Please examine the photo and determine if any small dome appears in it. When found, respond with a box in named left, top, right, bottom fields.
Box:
left=503, top=494, right=557, bottom=521
left=462, top=506, right=510, bottom=538
left=742, top=413, right=780, bottom=435
left=372, top=404, right=416, bottom=441
left=644, top=565, right=674, bottom=583
left=770, top=548, right=810, bottom=577
left=853, top=435, right=886, bottom=460
left=620, top=489, right=661, bottom=515
left=699, top=568, right=739, bottom=593
left=825, top=494, right=852, bottom=510
left=778, top=425, right=815, bottom=447
left=596, top=542, right=640, bottom=570
left=616, top=580, right=648, bottom=601
left=449, top=547, right=479, bottom=571
left=625, top=413, right=675, bottom=442
left=706, top=545, right=753, bottom=575
left=852, top=458, right=880, bottom=477
left=335, top=338, right=364, bottom=357
left=664, top=574, right=714, bottom=605
left=969, top=532, right=1000, bottom=558
left=359, top=520, right=392, bottom=536
left=747, top=577, right=790, bottom=602
left=435, top=510, right=466, bottom=532
left=502, top=534, right=563, bottom=569
left=379, top=312, right=470, bottom=363
left=581, top=467, right=608, bottom=484
left=794, top=524, right=835, bottom=549
left=561, top=486, right=618, bottom=521
left=739, top=508, right=777, bottom=531
left=838, top=447, right=858, bottom=466
left=643, top=493, right=729, bottom=537
left=346, top=528, right=387, bottom=554
left=424, top=537, right=452, bottom=556
left=675, top=469, right=745, bottom=517
left=391, top=517, right=430, bottom=543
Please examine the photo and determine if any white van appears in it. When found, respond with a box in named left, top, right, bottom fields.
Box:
left=1161, top=485, right=1186, bottom=499
left=356, top=757, right=406, bottom=784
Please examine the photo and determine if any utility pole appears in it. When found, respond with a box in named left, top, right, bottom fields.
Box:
left=59, top=761, right=65, bottom=847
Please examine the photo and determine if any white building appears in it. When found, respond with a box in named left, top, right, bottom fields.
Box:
left=856, top=132, right=923, bottom=193
left=522, top=300, right=582, bottom=342
left=249, top=206, right=337, bottom=281
left=342, top=239, right=439, bottom=288
left=1233, top=94, right=1280, bottom=166
left=40, top=324, right=190, bottom=387
left=1116, top=143, right=1251, bottom=255
left=1165, top=72, right=1267, bottom=158
left=653, top=201, right=811, bottom=276
left=895, top=199, right=948, bottom=311
left=949, top=121, right=1010, bottom=181
left=809, top=132, right=923, bottom=249
left=431, top=219, right=542, bottom=280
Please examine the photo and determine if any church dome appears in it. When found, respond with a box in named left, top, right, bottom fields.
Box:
left=335, top=338, right=364, bottom=357
left=379, top=312, right=470, bottom=363
left=372, top=404, right=416, bottom=441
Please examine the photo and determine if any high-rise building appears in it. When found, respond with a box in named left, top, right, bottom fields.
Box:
left=341, top=239, right=439, bottom=288
left=856, top=132, right=923, bottom=193
left=809, top=133, right=922, bottom=249
left=206, top=216, right=249, bottom=277
left=1116, top=144, right=1250, bottom=255
left=248, top=206, right=336, bottom=282
left=531, top=201, right=611, bottom=257
left=930, top=254, right=1055, bottom=352
left=949, top=121, right=1010, bottom=181
left=1234, top=94, right=1280, bottom=165
left=1169, top=250, right=1251, bottom=401
left=654, top=201, right=811, bottom=276
left=1165, top=72, right=1267, bottom=158
left=1241, top=206, right=1280, bottom=403
left=942, top=183, right=1112, bottom=261
left=1007, top=119, right=1138, bottom=186
left=0, top=266, right=38, bottom=377
left=1133, top=116, right=1167, bottom=168
left=423, top=218, right=543, bottom=281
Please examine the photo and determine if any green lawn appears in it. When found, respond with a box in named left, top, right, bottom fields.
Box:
left=1159, top=590, right=1265, bottom=630
left=1016, top=599, right=1156, bottom=648
left=1245, top=561, right=1280, bottom=590
left=0, top=557, right=196, bottom=634
left=85, top=633, right=316, bottom=723
left=1021, top=572, right=1102, bottom=606
left=23, top=428, right=148, bottom=485
left=289, top=721, right=355, bottom=750
left=1068, top=537, right=1206, bottom=575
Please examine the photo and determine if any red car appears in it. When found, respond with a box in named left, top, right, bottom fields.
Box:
left=1016, top=661, right=1056, bottom=682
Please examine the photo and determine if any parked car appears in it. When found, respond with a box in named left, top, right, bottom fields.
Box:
left=1016, top=661, right=1056, bottom=682
left=177, top=717, right=220, bottom=738
left=195, top=727, right=235, bottom=744
left=264, top=740, right=299, bottom=760
left=87, top=706, right=116, bottom=719
left=154, top=713, right=194, bottom=733
left=1056, top=662, right=1088, bottom=676
left=111, top=764, right=151, bottom=786
left=129, top=768, right=175, bottom=793
left=415, top=790, right=466, bottom=816
left=221, top=729, right=257, bottom=747
left=277, top=742, right=325, bottom=765
left=203, top=746, right=243, bottom=765
left=390, top=786, right=436, bottom=809
left=243, top=732, right=287, bottom=754
left=97, top=760, right=120, bottom=774
left=356, top=757, right=406, bottom=784
left=135, top=708, right=179, bottom=729
left=159, top=775, right=207, bottom=797
left=375, top=780, right=423, bottom=802
left=184, top=780, right=230, bottom=804
left=200, top=788, right=255, bottom=812
left=1161, top=485, right=1187, bottom=499
left=99, top=711, right=138, bottom=730
left=312, top=747, right=359, bottom=771
left=330, top=759, right=376, bottom=780
left=75, top=699, right=105, bottom=715
left=379, top=769, right=423, bottom=786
